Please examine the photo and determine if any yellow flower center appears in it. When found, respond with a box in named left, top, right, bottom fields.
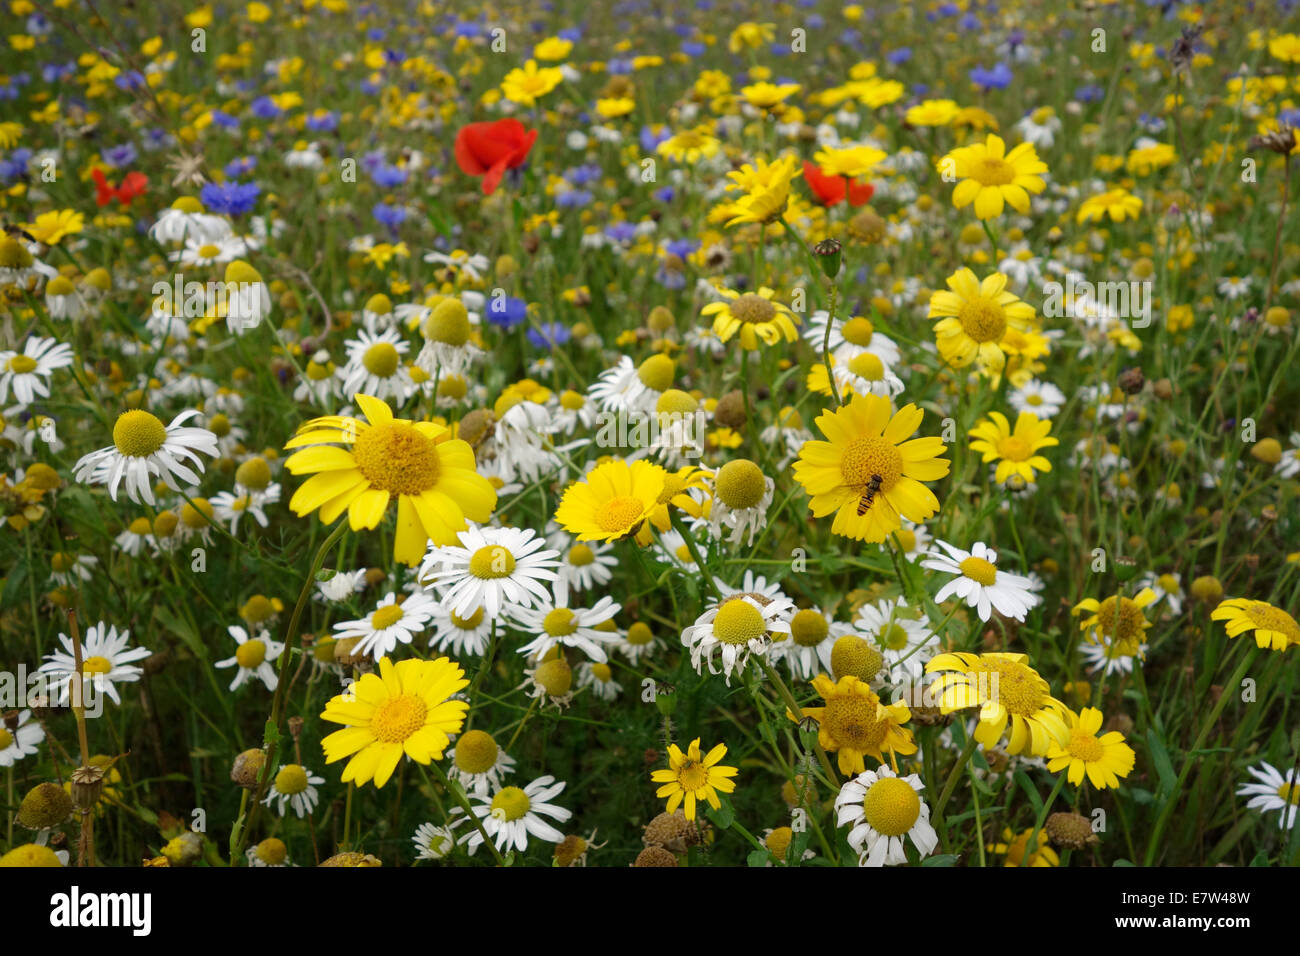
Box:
left=362, top=342, right=400, bottom=378
left=626, top=622, right=653, bottom=646
left=256, top=837, right=287, bottom=865
left=997, top=435, right=1033, bottom=461
left=7, top=355, right=37, bottom=374
left=1278, top=783, right=1300, bottom=806
left=82, top=655, right=112, bottom=675
left=715, top=459, right=767, bottom=509
left=676, top=759, right=709, bottom=791
left=591, top=662, right=613, bottom=682
left=197, top=243, right=220, bottom=258
left=975, top=658, right=1046, bottom=716
left=0, top=729, right=12, bottom=750
left=831, top=635, right=882, bottom=681
left=235, top=456, right=271, bottom=490
left=790, top=608, right=829, bottom=647
left=1243, top=603, right=1300, bottom=644
left=236, top=640, right=266, bottom=669
left=636, top=354, right=676, bottom=391
left=712, top=598, right=768, bottom=646
left=823, top=691, right=888, bottom=751
left=1065, top=730, right=1104, bottom=763
left=594, top=495, right=646, bottom=534
left=208, top=413, right=230, bottom=437
left=274, top=764, right=309, bottom=794
left=729, top=293, right=777, bottom=325
left=957, top=296, right=1008, bottom=343
left=112, top=409, right=168, bottom=458
left=839, top=435, right=903, bottom=491
left=881, top=623, right=910, bottom=651
left=1093, top=596, right=1146, bottom=644
left=370, top=694, right=429, bottom=743
left=453, top=729, right=499, bottom=774
left=241, top=595, right=274, bottom=623
left=891, top=528, right=916, bottom=552
left=766, top=825, right=793, bottom=858
left=567, top=544, right=595, bottom=567
left=534, top=658, right=572, bottom=696
left=847, top=352, right=885, bottom=381
left=862, top=777, right=921, bottom=836
left=352, top=421, right=442, bottom=496
left=841, top=316, right=874, bottom=345
left=370, top=604, right=404, bottom=630
left=971, top=155, right=1015, bottom=186
left=675, top=543, right=695, bottom=563
left=469, top=545, right=516, bottom=579
left=490, top=785, right=531, bottom=821
left=560, top=389, right=586, bottom=410
left=452, top=607, right=485, bottom=629
left=959, top=556, right=998, bottom=586
left=543, top=607, right=578, bottom=637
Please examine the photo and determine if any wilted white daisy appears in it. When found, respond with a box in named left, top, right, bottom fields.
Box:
left=682, top=584, right=794, bottom=684
left=246, top=838, right=292, bottom=867
left=1236, top=760, right=1299, bottom=831
left=921, top=539, right=1041, bottom=622
left=708, top=459, right=773, bottom=547
left=44, top=275, right=86, bottom=320
left=72, top=409, right=219, bottom=506
left=48, top=551, right=98, bottom=587
left=447, top=729, right=517, bottom=797
left=215, top=625, right=283, bottom=691
left=333, top=590, right=437, bottom=661
left=835, top=766, right=938, bottom=867
left=38, top=621, right=150, bottom=707
left=511, top=593, right=620, bottom=663
left=263, top=764, right=325, bottom=818
left=587, top=353, right=676, bottom=414
left=853, top=598, right=938, bottom=682
left=114, top=516, right=156, bottom=556
left=550, top=389, right=599, bottom=435
left=413, top=822, right=457, bottom=861
left=314, top=568, right=368, bottom=603
left=888, top=520, right=932, bottom=561
left=456, top=776, right=572, bottom=855
left=420, top=524, right=561, bottom=619
left=0, top=710, right=45, bottom=767
left=576, top=660, right=624, bottom=700
left=0, top=336, right=74, bottom=405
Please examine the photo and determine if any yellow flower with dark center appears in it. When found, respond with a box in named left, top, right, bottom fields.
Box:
left=1211, top=598, right=1300, bottom=652
left=554, top=458, right=667, bottom=542
left=792, top=393, right=949, bottom=543
left=320, top=656, right=468, bottom=789
left=285, top=393, right=496, bottom=567
left=700, top=286, right=800, bottom=350
left=792, top=674, right=915, bottom=775
left=925, top=652, right=1070, bottom=756
left=969, top=411, right=1058, bottom=485
left=1072, top=588, right=1158, bottom=656
left=944, top=134, right=1047, bottom=219
left=927, top=267, right=1037, bottom=373
left=650, top=737, right=738, bottom=820
left=1045, top=707, right=1135, bottom=789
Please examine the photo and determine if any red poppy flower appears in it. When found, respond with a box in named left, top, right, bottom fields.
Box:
left=454, top=119, right=538, bottom=195
left=92, top=168, right=149, bottom=207
left=802, top=160, right=874, bottom=207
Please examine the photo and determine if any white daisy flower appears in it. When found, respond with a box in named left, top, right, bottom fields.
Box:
left=587, top=354, right=672, bottom=415
left=210, top=487, right=276, bottom=534
left=0, top=709, right=45, bottom=767
left=333, top=590, right=438, bottom=661
left=776, top=607, right=853, bottom=681
left=802, top=311, right=902, bottom=367
left=456, top=775, right=572, bottom=855
left=888, top=519, right=932, bottom=561
left=72, top=408, right=219, bottom=506
left=413, top=822, right=457, bottom=861
left=835, top=766, right=938, bottom=867
left=510, top=592, right=620, bottom=664
left=1134, top=571, right=1184, bottom=616
left=921, top=539, right=1041, bottom=622
left=553, top=537, right=618, bottom=603
left=149, top=203, right=233, bottom=244
left=854, top=598, right=938, bottom=682
left=215, top=625, right=283, bottom=691
left=1009, top=379, right=1066, bottom=418
left=0, top=336, right=74, bottom=405
left=38, top=621, right=150, bottom=707
left=1079, top=637, right=1146, bottom=677
left=420, top=524, right=561, bottom=619
left=263, top=764, right=325, bottom=818
left=1276, top=432, right=1300, bottom=479
left=617, top=620, right=662, bottom=664
left=167, top=234, right=251, bottom=268
left=428, top=603, right=496, bottom=657
left=1236, top=760, right=1300, bottom=831
left=115, top=516, right=156, bottom=556
left=683, top=581, right=794, bottom=684
left=447, top=729, right=517, bottom=797
left=340, top=327, right=413, bottom=402
left=575, top=660, right=624, bottom=700
left=314, top=568, right=368, bottom=603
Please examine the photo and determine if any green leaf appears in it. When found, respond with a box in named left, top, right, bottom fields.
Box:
left=263, top=719, right=281, bottom=749
left=1249, top=850, right=1269, bottom=867
left=747, top=849, right=770, bottom=867
left=1145, top=728, right=1177, bottom=803
left=1113, top=858, right=1136, bottom=867
left=708, top=797, right=735, bottom=830
left=922, top=853, right=959, bottom=867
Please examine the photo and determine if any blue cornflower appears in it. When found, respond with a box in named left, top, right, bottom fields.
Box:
left=200, top=180, right=260, bottom=216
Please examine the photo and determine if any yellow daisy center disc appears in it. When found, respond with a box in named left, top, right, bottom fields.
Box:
left=370, top=604, right=404, bottom=630
left=715, top=459, right=766, bottom=509
left=823, top=693, right=887, bottom=751
left=972, top=156, right=1015, bottom=186
left=274, top=764, right=310, bottom=794
left=957, top=296, right=1007, bottom=343
left=371, top=694, right=428, bottom=743
left=977, top=658, right=1045, bottom=716
left=1278, top=783, right=1300, bottom=806
left=831, top=635, right=882, bottom=681
left=112, top=409, right=168, bottom=458
left=790, top=609, right=829, bottom=647
left=362, top=342, right=400, bottom=377
left=236, top=640, right=266, bottom=669
left=256, top=838, right=287, bottom=865
left=1066, top=731, right=1104, bottom=763
left=676, top=759, right=709, bottom=791
left=730, top=293, right=776, bottom=325
left=594, top=495, right=645, bottom=533
left=1093, top=596, right=1146, bottom=644
left=713, top=599, right=766, bottom=645
left=959, top=556, right=998, bottom=586
left=839, top=436, right=903, bottom=490
left=454, top=729, right=499, bottom=774
left=469, top=545, right=516, bottom=579
left=848, top=352, right=885, bottom=381
left=82, top=655, right=112, bottom=675
left=567, top=544, right=595, bottom=567
left=626, top=622, right=653, bottom=646
left=841, top=316, right=874, bottom=346
left=863, top=777, right=920, bottom=836
left=8, top=355, right=37, bottom=374
left=352, top=421, right=441, bottom=495
left=1243, top=603, right=1300, bottom=644
left=490, top=785, right=531, bottom=821
left=543, top=607, right=578, bottom=637
left=452, top=607, right=485, bottom=629
left=997, top=434, right=1033, bottom=461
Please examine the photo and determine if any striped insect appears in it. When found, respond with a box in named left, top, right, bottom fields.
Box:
left=856, top=473, right=884, bottom=516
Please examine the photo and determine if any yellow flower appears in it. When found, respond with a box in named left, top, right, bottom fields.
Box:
left=1211, top=598, right=1300, bottom=652
left=533, top=37, right=573, bottom=61
left=246, top=1, right=271, bottom=22
left=791, top=674, right=915, bottom=775
left=927, top=267, right=1037, bottom=373
left=700, top=285, right=799, bottom=350
left=500, top=59, right=564, bottom=107
left=0, top=122, right=22, bottom=150
left=657, top=127, right=721, bottom=164
left=1125, top=142, right=1176, bottom=176
left=1077, top=187, right=1143, bottom=224
left=904, top=98, right=960, bottom=126
left=554, top=458, right=667, bottom=542
left=990, top=827, right=1059, bottom=867
left=284, top=393, right=497, bottom=566
left=741, top=81, right=800, bottom=110
left=320, top=656, right=468, bottom=788
left=813, top=144, right=887, bottom=178
left=1045, top=708, right=1136, bottom=789
left=925, top=652, right=1070, bottom=756
left=722, top=154, right=802, bottom=226
left=729, top=21, right=774, bottom=53
left=1268, top=33, right=1300, bottom=63
left=1072, top=588, right=1158, bottom=656
left=969, top=411, right=1058, bottom=485
left=650, top=738, right=738, bottom=820
left=945, top=134, right=1048, bottom=220
left=633, top=465, right=711, bottom=545
left=792, top=393, right=949, bottom=543
left=23, top=209, right=85, bottom=245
